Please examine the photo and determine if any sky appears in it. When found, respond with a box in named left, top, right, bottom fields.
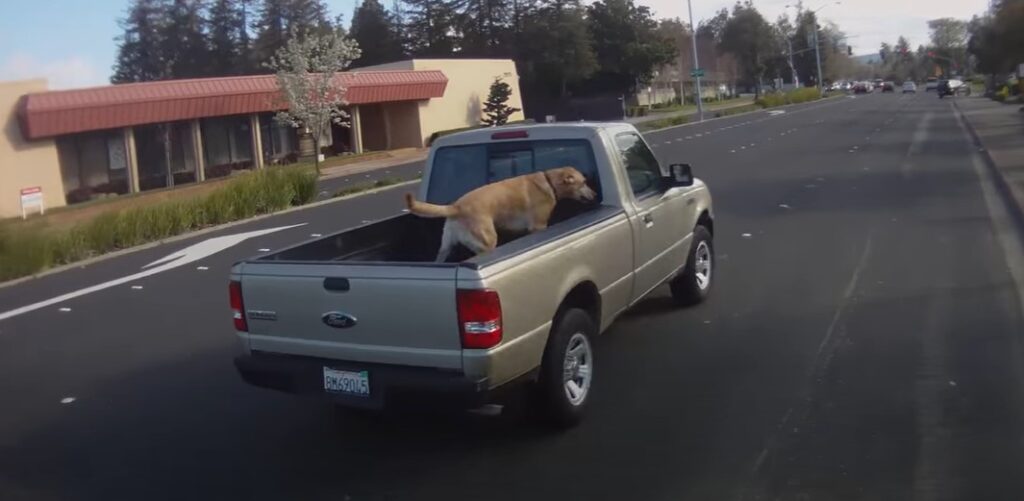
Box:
left=0, top=0, right=988, bottom=90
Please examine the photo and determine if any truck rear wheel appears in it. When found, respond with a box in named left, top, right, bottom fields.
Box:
left=670, top=225, right=713, bottom=305
left=536, top=308, right=596, bottom=428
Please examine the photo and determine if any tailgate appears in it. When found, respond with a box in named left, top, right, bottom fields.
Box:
left=238, top=262, right=462, bottom=370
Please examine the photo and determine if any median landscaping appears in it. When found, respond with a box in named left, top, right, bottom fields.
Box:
left=0, top=167, right=318, bottom=283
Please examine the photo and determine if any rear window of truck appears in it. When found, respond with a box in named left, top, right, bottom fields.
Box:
left=426, top=139, right=600, bottom=204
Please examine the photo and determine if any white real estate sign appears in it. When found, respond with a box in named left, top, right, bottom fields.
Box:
left=20, top=186, right=44, bottom=219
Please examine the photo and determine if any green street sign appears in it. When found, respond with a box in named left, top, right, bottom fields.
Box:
left=690, top=68, right=705, bottom=78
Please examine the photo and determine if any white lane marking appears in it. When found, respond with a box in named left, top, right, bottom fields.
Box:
left=730, top=150, right=736, bottom=153
left=310, top=233, right=322, bottom=237
left=196, top=266, right=209, bottom=271
left=60, top=397, right=76, bottom=404
left=58, top=307, right=71, bottom=313
left=902, top=112, right=933, bottom=179
left=664, top=141, right=672, bottom=145
left=805, top=184, right=817, bottom=188
left=695, top=133, right=703, bottom=137
left=130, top=285, right=144, bottom=290
left=767, top=110, right=786, bottom=116
left=0, top=224, right=306, bottom=323
left=778, top=204, right=791, bottom=209
left=741, top=233, right=753, bottom=238
left=258, top=248, right=271, bottom=252
left=685, top=136, right=693, bottom=139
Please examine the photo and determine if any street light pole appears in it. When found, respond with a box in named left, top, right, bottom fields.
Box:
left=786, top=1, right=839, bottom=96
left=687, top=0, right=704, bottom=121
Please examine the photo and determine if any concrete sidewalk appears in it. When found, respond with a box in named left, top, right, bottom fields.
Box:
left=319, top=147, right=428, bottom=180
left=956, top=96, right=1024, bottom=221
left=626, top=97, right=755, bottom=125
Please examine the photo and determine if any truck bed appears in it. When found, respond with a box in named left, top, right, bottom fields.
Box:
left=258, top=201, right=619, bottom=267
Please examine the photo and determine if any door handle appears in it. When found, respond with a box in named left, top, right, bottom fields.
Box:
left=642, top=213, right=654, bottom=226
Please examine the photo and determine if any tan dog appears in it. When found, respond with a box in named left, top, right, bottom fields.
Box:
left=405, top=166, right=598, bottom=261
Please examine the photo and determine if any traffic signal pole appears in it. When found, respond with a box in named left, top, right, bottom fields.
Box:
left=687, top=0, right=704, bottom=122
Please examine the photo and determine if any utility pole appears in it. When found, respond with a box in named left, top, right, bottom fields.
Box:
left=813, top=26, right=824, bottom=96
left=787, top=38, right=799, bottom=87
left=687, top=0, right=704, bottom=121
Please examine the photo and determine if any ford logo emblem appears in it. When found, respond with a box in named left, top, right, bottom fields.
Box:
left=322, top=312, right=357, bottom=329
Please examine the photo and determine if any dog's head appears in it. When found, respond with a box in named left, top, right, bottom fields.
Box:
left=547, top=167, right=598, bottom=203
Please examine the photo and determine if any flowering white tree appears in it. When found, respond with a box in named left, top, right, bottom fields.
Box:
left=267, top=31, right=361, bottom=175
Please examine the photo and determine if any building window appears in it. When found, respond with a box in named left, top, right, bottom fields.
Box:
left=259, top=113, right=299, bottom=165
left=201, top=116, right=254, bottom=179
left=57, top=130, right=130, bottom=205
left=134, top=122, right=199, bottom=191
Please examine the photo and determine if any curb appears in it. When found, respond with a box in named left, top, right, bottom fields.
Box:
left=952, top=99, right=1024, bottom=232
left=643, top=94, right=846, bottom=134
left=0, top=179, right=420, bottom=290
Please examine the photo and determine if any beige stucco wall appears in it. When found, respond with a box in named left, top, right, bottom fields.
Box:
left=411, top=59, right=525, bottom=145
left=0, top=79, right=65, bottom=219
left=357, top=59, right=526, bottom=147
left=384, top=101, right=423, bottom=149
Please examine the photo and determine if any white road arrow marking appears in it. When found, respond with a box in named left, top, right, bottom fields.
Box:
left=0, top=224, right=305, bottom=323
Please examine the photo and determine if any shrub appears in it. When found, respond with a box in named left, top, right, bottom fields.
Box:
left=995, top=86, right=1010, bottom=102
left=0, top=165, right=321, bottom=283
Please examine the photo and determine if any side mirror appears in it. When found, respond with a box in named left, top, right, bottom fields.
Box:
left=668, top=163, right=694, bottom=187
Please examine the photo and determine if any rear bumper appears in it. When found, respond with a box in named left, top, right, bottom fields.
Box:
left=234, top=352, right=491, bottom=409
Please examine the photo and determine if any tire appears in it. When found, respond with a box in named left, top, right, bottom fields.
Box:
left=536, top=308, right=596, bottom=428
left=670, top=225, right=714, bottom=306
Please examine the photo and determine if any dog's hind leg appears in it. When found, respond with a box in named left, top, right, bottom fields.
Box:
left=464, top=218, right=498, bottom=255
left=435, top=220, right=455, bottom=262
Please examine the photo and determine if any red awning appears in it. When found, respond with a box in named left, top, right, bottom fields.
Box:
left=19, top=70, right=447, bottom=139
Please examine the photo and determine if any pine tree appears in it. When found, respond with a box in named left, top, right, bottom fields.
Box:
left=350, top=0, right=405, bottom=67
left=252, top=0, right=334, bottom=69
left=458, top=0, right=510, bottom=57
left=251, top=0, right=290, bottom=69
left=403, top=0, right=458, bottom=56
left=481, top=77, right=521, bottom=125
left=163, top=0, right=210, bottom=78
left=209, top=0, right=249, bottom=75
left=112, top=0, right=168, bottom=83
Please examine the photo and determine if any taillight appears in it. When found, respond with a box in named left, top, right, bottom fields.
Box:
left=457, top=289, right=502, bottom=349
left=491, top=130, right=529, bottom=140
left=229, top=280, right=248, bottom=332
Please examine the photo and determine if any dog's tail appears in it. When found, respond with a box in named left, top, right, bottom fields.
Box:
left=405, top=193, right=458, bottom=218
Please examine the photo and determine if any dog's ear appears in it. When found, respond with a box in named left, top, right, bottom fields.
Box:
left=561, top=172, right=578, bottom=185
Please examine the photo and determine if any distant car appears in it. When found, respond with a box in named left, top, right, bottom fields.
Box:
left=853, top=82, right=870, bottom=94
left=938, top=79, right=966, bottom=98
left=873, top=79, right=884, bottom=89
left=882, top=81, right=895, bottom=92
left=902, top=81, right=917, bottom=93
left=841, top=81, right=853, bottom=91
left=925, top=77, right=938, bottom=91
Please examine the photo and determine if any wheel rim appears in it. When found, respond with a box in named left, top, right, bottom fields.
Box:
left=694, top=241, right=712, bottom=290
left=562, top=333, right=592, bottom=406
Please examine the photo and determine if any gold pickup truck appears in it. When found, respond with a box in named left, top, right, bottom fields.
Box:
left=231, top=123, right=714, bottom=427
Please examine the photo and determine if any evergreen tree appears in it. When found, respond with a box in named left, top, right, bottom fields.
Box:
left=586, top=0, right=676, bottom=94
left=520, top=0, right=596, bottom=97
left=481, top=77, right=521, bottom=125
left=251, top=0, right=289, bottom=69
left=350, top=0, right=405, bottom=67
left=458, top=0, right=510, bottom=57
left=403, top=0, right=458, bottom=56
left=163, top=0, right=210, bottom=78
left=112, top=0, right=168, bottom=83
left=208, top=0, right=249, bottom=75
left=252, top=0, right=333, bottom=68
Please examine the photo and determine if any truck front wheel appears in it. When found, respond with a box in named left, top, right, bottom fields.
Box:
left=670, top=225, right=714, bottom=305
left=536, top=308, right=596, bottom=428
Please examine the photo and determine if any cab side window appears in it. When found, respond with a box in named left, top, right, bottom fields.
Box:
left=614, top=133, right=663, bottom=197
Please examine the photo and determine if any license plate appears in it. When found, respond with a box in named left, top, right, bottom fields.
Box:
left=323, top=367, right=370, bottom=397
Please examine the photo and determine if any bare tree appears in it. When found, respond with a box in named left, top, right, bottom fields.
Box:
left=267, top=30, right=361, bottom=175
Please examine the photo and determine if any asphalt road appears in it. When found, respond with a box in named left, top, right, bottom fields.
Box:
left=2, top=92, right=1024, bottom=500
